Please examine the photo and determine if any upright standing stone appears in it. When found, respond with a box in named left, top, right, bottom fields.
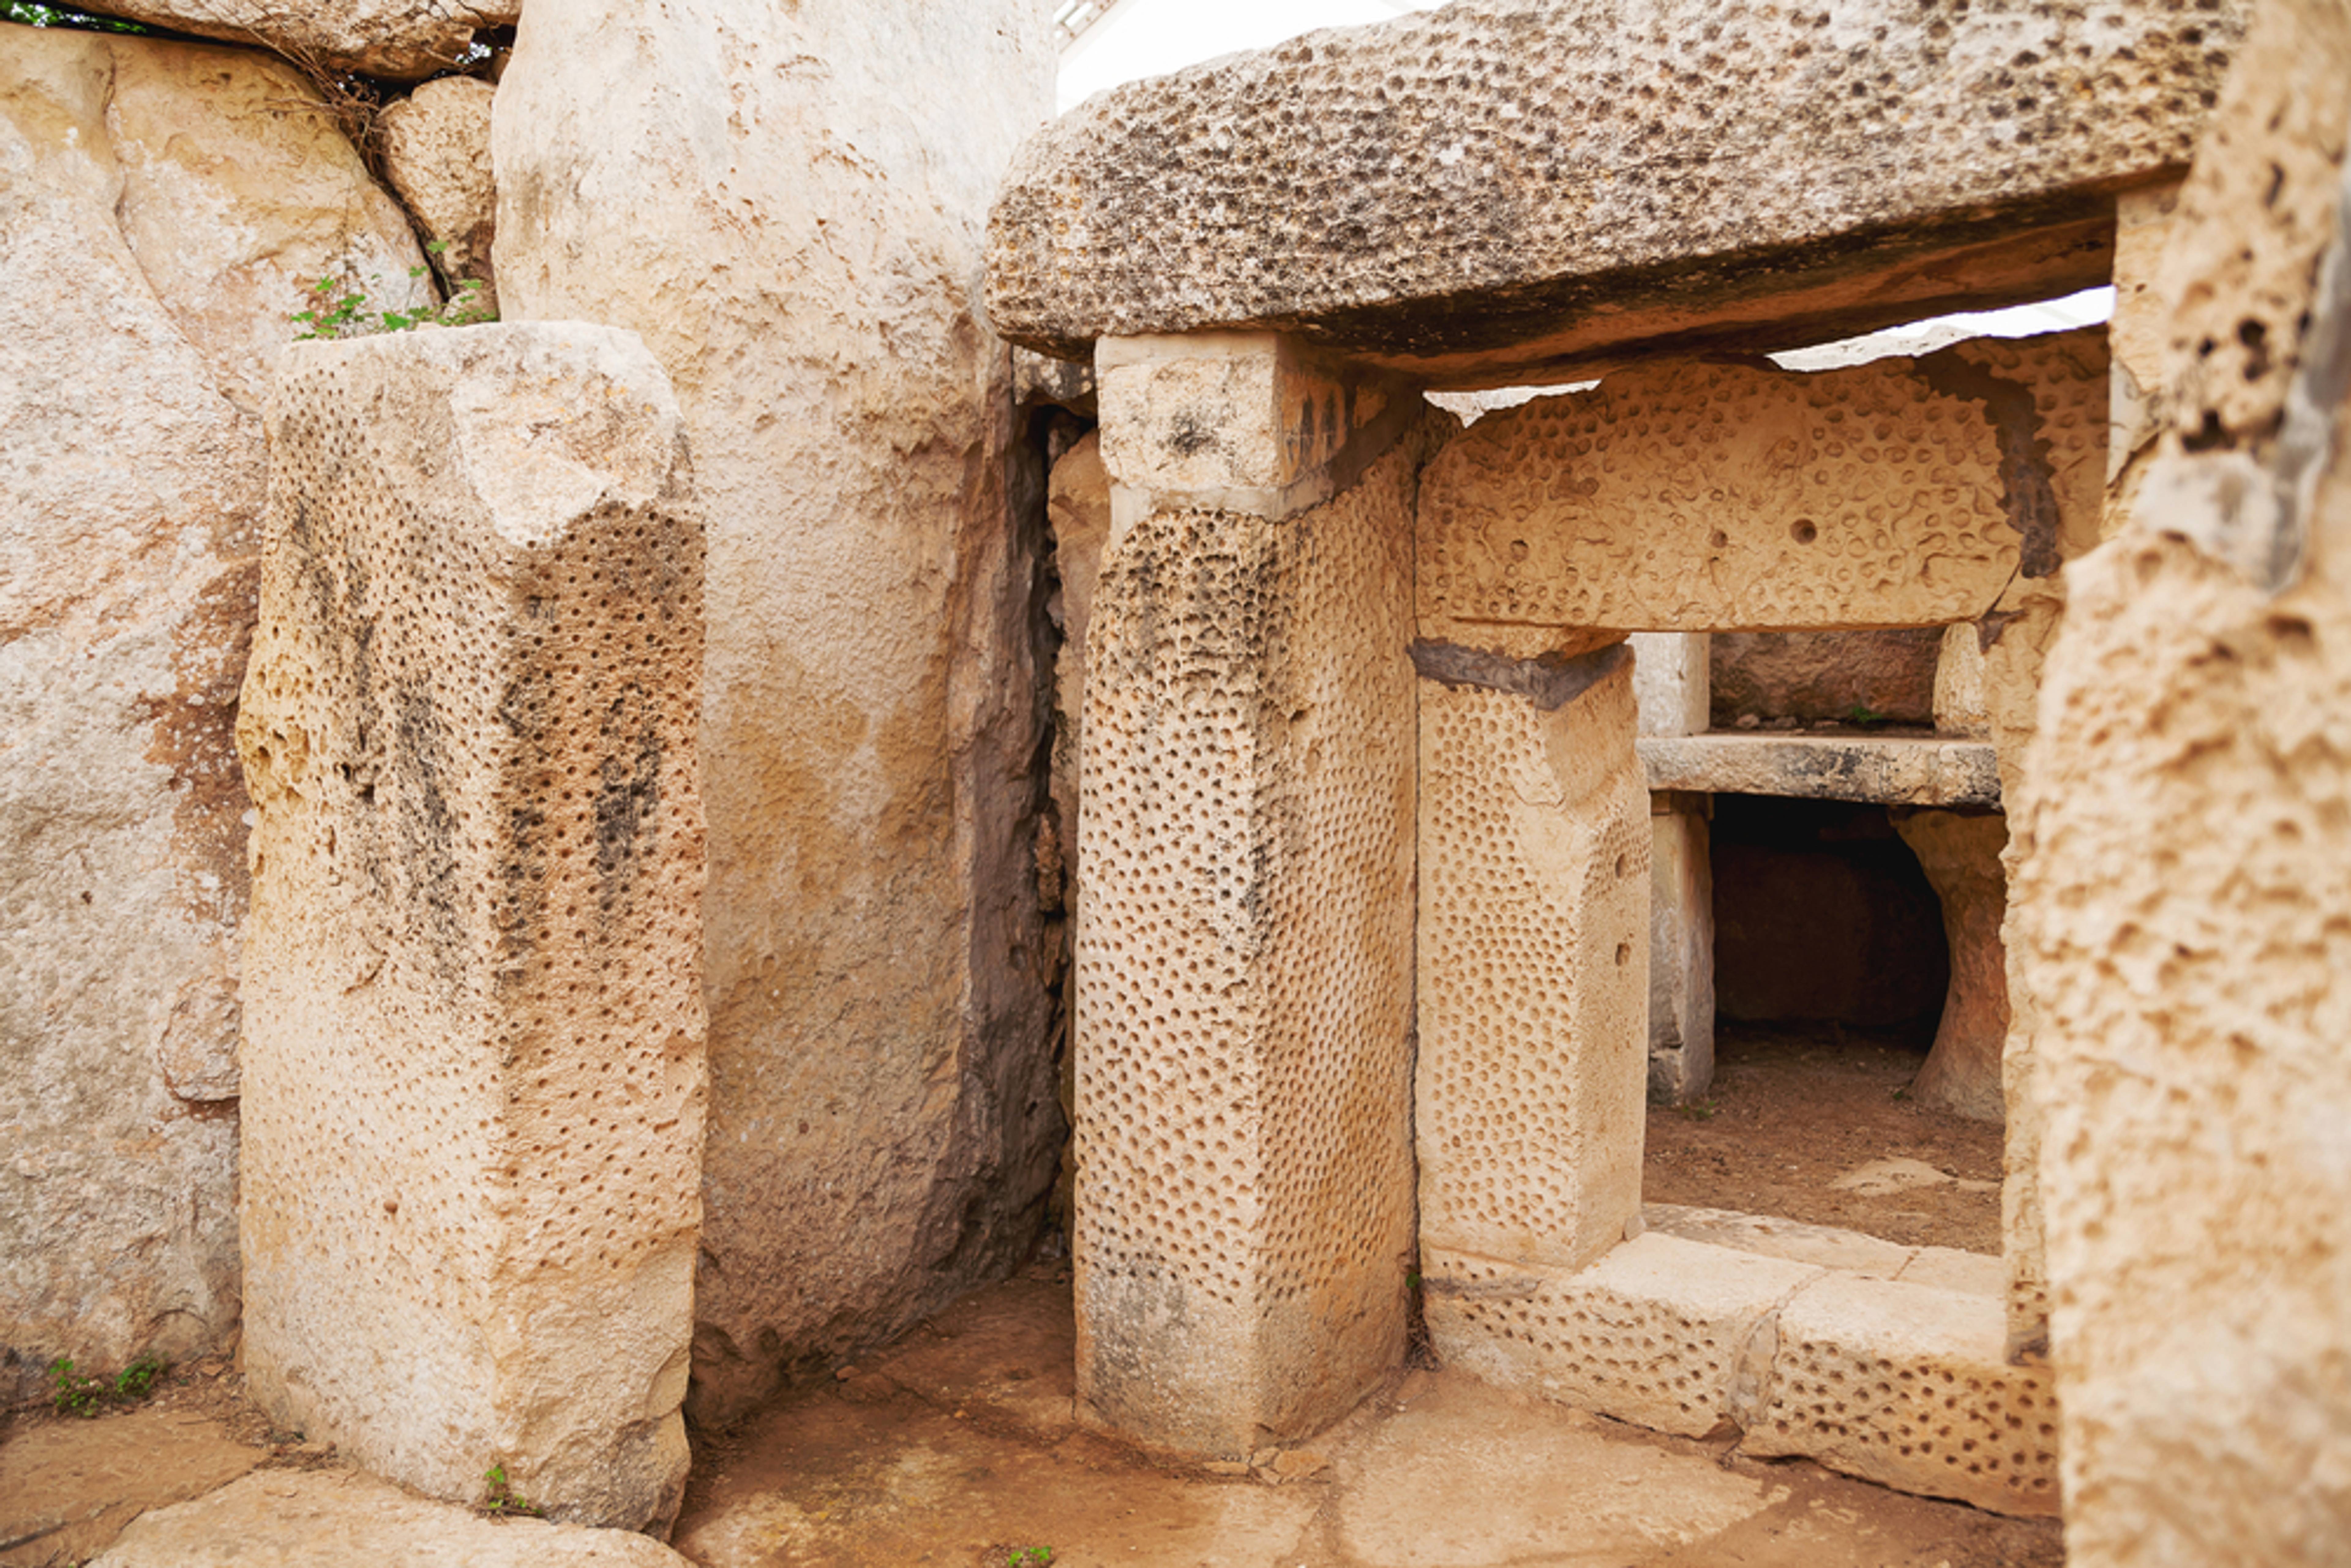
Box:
left=1893, top=811, right=2010, bottom=1124
left=493, top=0, right=1064, bottom=1424
left=1415, top=642, right=1649, bottom=1275
left=238, top=324, right=705, bottom=1532
left=1631, top=633, right=1713, bottom=1104
left=1076, top=333, right=1421, bottom=1455
left=2017, top=2, right=2351, bottom=1559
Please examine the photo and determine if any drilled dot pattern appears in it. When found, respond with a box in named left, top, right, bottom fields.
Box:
left=1074, top=436, right=1417, bottom=1446
left=1421, top=1241, right=1815, bottom=1439
left=1746, top=1277, right=2061, bottom=1516
left=238, top=327, right=705, bottom=1477
left=989, top=0, right=2239, bottom=356
left=1415, top=663, right=1648, bottom=1268
left=1420, top=356, right=2023, bottom=634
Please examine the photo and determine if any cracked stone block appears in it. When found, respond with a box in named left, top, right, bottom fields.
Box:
left=237, top=324, right=704, bottom=1531
left=1425, top=1235, right=1822, bottom=1439
left=1745, top=1273, right=2060, bottom=1517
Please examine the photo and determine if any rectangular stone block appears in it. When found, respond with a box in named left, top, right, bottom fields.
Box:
left=1745, top=1273, right=2060, bottom=1517
left=236, top=324, right=705, bottom=1531
left=1097, top=332, right=1421, bottom=518
left=1424, top=1235, right=1822, bottom=1439
left=1637, top=733, right=2001, bottom=808
left=1415, top=644, right=1649, bottom=1271
left=1419, top=334, right=2110, bottom=638
left=1630, top=632, right=1709, bottom=738
left=1072, top=405, right=1421, bottom=1459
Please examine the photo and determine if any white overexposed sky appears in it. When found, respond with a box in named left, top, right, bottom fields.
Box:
left=1059, top=0, right=1450, bottom=110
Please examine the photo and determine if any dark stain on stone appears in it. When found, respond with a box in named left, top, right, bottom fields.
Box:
left=1409, top=638, right=1629, bottom=712
left=1917, top=347, right=2062, bottom=579
left=1976, top=608, right=2024, bottom=653
left=594, top=683, right=664, bottom=915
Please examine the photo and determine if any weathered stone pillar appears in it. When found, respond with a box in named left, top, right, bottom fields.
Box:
left=1074, top=333, right=1421, bottom=1456
left=1893, top=810, right=2010, bottom=1123
left=237, top=325, right=705, bottom=1532
left=1632, top=633, right=1714, bottom=1104
left=2018, top=4, right=2351, bottom=1558
left=1414, top=640, right=1650, bottom=1278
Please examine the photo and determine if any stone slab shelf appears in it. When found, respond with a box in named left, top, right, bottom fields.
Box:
left=1636, top=734, right=2000, bottom=809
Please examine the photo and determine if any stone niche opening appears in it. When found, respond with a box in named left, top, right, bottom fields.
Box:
left=1644, top=791, right=2010, bottom=1256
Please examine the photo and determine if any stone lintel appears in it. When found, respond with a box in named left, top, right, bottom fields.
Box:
left=988, top=0, right=2238, bottom=384
left=1637, top=734, right=2000, bottom=809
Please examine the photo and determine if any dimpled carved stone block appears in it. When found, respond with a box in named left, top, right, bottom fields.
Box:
left=1415, top=645, right=1648, bottom=1271
left=237, top=325, right=704, bottom=1531
left=1422, top=356, right=2027, bottom=636
left=1745, top=1273, right=2060, bottom=1518
left=1073, top=428, right=1419, bottom=1458
left=1424, top=1236, right=1822, bottom=1439
left=988, top=0, right=2239, bottom=381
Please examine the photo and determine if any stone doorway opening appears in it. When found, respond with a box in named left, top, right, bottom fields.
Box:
left=1645, top=791, right=2008, bottom=1256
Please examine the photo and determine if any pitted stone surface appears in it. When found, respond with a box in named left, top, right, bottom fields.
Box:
left=1416, top=649, right=1648, bottom=1270
left=1419, top=350, right=2063, bottom=636
left=1074, top=436, right=1419, bottom=1458
left=988, top=0, right=2239, bottom=378
left=238, top=324, right=704, bottom=1531
left=73, top=0, right=514, bottom=80
left=1745, top=1273, right=2061, bottom=1518
left=1425, top=1236, right=1821, bottom=1439
left=2015, top=1, right=2351, bottom=1559
left=0, top=23, right=429, bottom=1405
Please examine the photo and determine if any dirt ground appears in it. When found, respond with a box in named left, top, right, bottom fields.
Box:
left=5, top=1265, right=2060, bottom=1567
left=1643, top=1020, right=2004, bottom=1254
left=0, top=1352, right=337, bottom=1567
left=675, top=1264, right=2061, bottom=1568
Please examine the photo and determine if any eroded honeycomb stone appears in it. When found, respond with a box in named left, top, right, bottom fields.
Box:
left=237, top=325, right=704, bottom=1532
left=1745, top=1274, right=2060, bottom=1517
left=1415, top=649, right=1648, bottom=1270
left=2016, top=1, right=2351, bottom=1558
left=1420, top=354, right=2025, bottom=634
left=1073, top=429, right=1419, bottom=1458
left=988, top=0, right=2239, bottom=379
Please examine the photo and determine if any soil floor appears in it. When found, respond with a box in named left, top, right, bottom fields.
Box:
left=1643, top=1020, right=2004, bottom=1254
left=2, top=1266, right=2063, bottom=1567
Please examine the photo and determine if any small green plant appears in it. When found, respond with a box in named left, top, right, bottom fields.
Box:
left=114, top=1353, right=166, bottom=1401
left=1844, top=702, right=1891, bottom=728
left=48, top=1357, right=106, bottom=1418
left=294, top=244, right=496, bottom=341
left=481, top=1464, right=545, bottom=1518
left=1005, top=1550, right=1054, bottom=1567
left=1678, top=1098, right=1722, bottom=1121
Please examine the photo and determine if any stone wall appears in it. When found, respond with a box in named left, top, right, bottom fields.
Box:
left=0, top=22, right=430, bottom=1402
left=2015, top=1, right=2351, bottom=1558
left=492, top=0, right=1064, bottom=1424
